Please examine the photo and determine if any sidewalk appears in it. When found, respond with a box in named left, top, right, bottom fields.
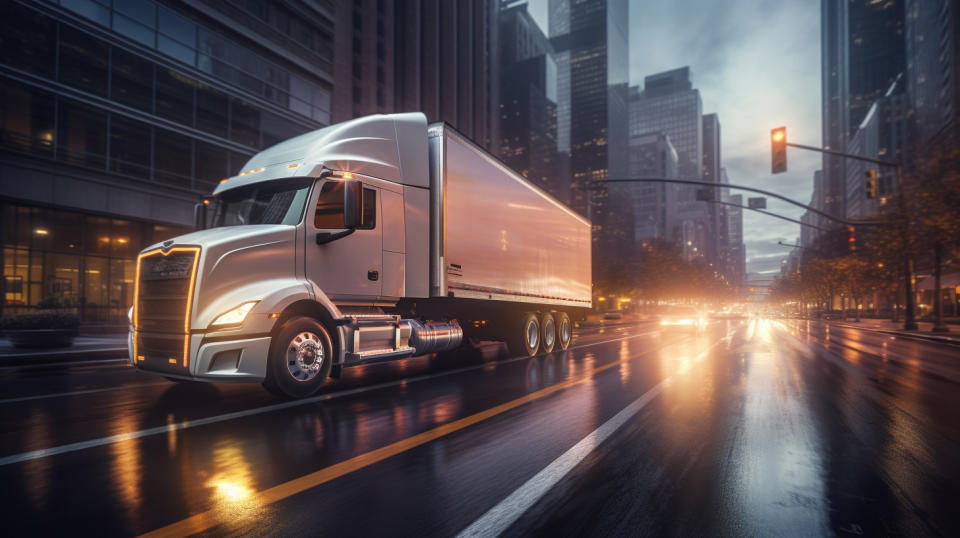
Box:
left=825, top=317, right=960, bottom=345
left=0, top=333, right=129, bottom=365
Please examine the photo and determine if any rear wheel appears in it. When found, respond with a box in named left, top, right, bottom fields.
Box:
left=263, top=316, right=333, bottom=398
left=508, top=312, right=541, bottom=357
left=540, top=312, right=556, bottom=353
left=556, top=311, right=572, bottom=350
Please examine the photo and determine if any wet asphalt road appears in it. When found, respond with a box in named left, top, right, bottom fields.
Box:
left=0, top=319, right=958, bottom=537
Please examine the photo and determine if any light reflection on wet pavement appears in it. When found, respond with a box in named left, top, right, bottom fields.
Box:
left=0, top=319, right=958, bottom=536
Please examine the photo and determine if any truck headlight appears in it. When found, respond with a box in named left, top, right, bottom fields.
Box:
left=210, top=301, right=258, bottom=328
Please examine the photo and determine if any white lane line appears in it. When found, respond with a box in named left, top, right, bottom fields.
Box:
left=0, top=358, right=129, bottom=371
left=456, top=341, right=721, bottom=538
left=0, top=381, right=171, bottom=404
left=0, top=330, right=658, bottom=467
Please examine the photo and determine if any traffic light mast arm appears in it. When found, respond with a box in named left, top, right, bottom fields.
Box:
left=785, top=142, right=900, bottom=168
left=599, top=178, right=885, bottom=226
left=711, top=200, right=827, bottom=231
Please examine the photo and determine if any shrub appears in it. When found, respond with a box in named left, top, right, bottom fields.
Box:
left=0, top=312, right=80, bottom=331
left=36, top=296, right=64, bottom=310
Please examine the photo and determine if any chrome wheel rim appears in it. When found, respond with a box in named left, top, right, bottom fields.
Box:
left=526, top=320, right=539, bottom=350
left=560, top=318, right=571, bottom=346
left=286, top=331, right=324, bottom=382
left=544, top=318, right=556, bottom=348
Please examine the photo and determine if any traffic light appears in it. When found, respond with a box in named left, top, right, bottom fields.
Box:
left=847, top=226, right=856, bottom=252
left=865, top=169, right=877, bottom=199
left=770, top=126, right=787, bottom=174
left=747, top=197, right=767, bottom=209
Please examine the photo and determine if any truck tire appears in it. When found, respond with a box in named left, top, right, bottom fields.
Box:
left=508, top=312, right=540, bottom=357
left=263, top=316, right=333, bottom=399
left=556, top=311, right=572, bottom=350
left=540, top=312, right=556, bottom=353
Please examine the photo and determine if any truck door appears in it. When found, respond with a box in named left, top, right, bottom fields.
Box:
left=306, top=179, right=382, bottom=299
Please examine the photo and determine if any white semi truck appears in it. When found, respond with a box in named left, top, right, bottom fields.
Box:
left=130, top=112, right=591, bottom=397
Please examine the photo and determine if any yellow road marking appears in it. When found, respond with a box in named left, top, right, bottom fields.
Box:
left=141, top=334, right=702, bottom=537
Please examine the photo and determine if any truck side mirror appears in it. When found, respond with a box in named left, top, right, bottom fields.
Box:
left=343, top=179, right=362, bottom=229
left=194, top=201, right=207, bottom=230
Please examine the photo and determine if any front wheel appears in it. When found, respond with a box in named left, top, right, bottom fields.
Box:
left=263, top=316, right=333, bottom=398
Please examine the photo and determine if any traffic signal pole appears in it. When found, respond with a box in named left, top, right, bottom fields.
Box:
left=599, top=178, right=885, bottom=226
left=782, top=142, right=918, bottom=330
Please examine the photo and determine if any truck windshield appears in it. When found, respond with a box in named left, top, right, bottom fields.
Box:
left=210, top=178, right=312, bottom=228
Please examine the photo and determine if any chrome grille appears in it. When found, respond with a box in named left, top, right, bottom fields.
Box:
left=136, top=250, right=197, bottom=334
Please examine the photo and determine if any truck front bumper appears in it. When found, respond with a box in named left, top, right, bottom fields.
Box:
left=130, top=330, right=271, bottom=382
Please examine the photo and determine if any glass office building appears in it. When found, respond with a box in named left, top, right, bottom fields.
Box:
left=0, top=0, right=334, bottom=324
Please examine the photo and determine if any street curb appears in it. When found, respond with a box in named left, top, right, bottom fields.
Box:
left=0, top=347, right=129, bottom=367
left=828, top=322, right=960, bottom=346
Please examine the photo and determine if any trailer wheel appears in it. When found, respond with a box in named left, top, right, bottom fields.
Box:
left=508, top=312, right=541, bottom=357
left=540, top=312, right=556, bottom=353
left=557, top=311, right=572, bottom=350
left=263, top=316, right=332, bottom=398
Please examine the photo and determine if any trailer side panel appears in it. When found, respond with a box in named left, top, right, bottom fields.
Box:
left=428, top=125, right=591, bottom=309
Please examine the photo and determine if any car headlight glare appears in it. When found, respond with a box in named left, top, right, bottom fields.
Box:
left=211, top=301, right=258, bottom=327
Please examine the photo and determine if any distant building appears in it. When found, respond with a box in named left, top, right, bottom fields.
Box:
left=629, top=67, right=709, bottom=261
left=619, top=132, right=678, bottom=245
left=904, top=0, right=959, bottom=162
left=702, top=113, right=722, bottom=264
left=548, top=0, right=629, bottom=286
left=821, top=0, right=906, bottom=221
left=498, top=1, right=568, bottom=203
left=845, top=75, right=908, bottom=219
left=393, top=0, right=500, bottom=150
left=727, top=193, right=746, bottom=286
left=0, top=0, right=332, bottom=321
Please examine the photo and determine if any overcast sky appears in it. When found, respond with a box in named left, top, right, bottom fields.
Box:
left=526, top=0, right=822, bottom=276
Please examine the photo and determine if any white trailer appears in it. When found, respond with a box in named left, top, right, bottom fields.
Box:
left=129, top=113, right=591, bottom=397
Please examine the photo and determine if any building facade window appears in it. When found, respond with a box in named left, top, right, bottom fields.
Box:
left=2, top=201, right=191, bottom=321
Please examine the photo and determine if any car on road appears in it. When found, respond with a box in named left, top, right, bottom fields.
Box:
left=658, top=305, right=704, bottom=333
left=602, top=312, right=623, bottom=321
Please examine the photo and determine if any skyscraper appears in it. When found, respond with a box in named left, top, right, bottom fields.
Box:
left=548, top=0, right=629, bottom=286
left=333, top=0, right=395, bottom=122
left=629, top=68, right=709, bottom=261
left=702, top=113, right=722, bottom=264
left=624, top=132, right=678, bottom=243
left=393, top=0, right=500, bottom=151
left=905, top=0, right=959, bottom=147
left=0, top=0, right=333, bottom=322
left=498, top=1, right=568, bottom=203
left=821, top=0, right=905, bottom=220
left=845, top=75, right=907, bottom=219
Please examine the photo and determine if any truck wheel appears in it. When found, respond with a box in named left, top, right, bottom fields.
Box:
left=540, top=312, right=556, bottom=353
left=263, top=316, right=333, bottom=399
left=557, top=311, right=572, bottom=350
left=508, top=312, right=540, bottom=357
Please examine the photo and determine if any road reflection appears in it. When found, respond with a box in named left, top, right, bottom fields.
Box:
left=727, top=319, right=830, bottom=535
